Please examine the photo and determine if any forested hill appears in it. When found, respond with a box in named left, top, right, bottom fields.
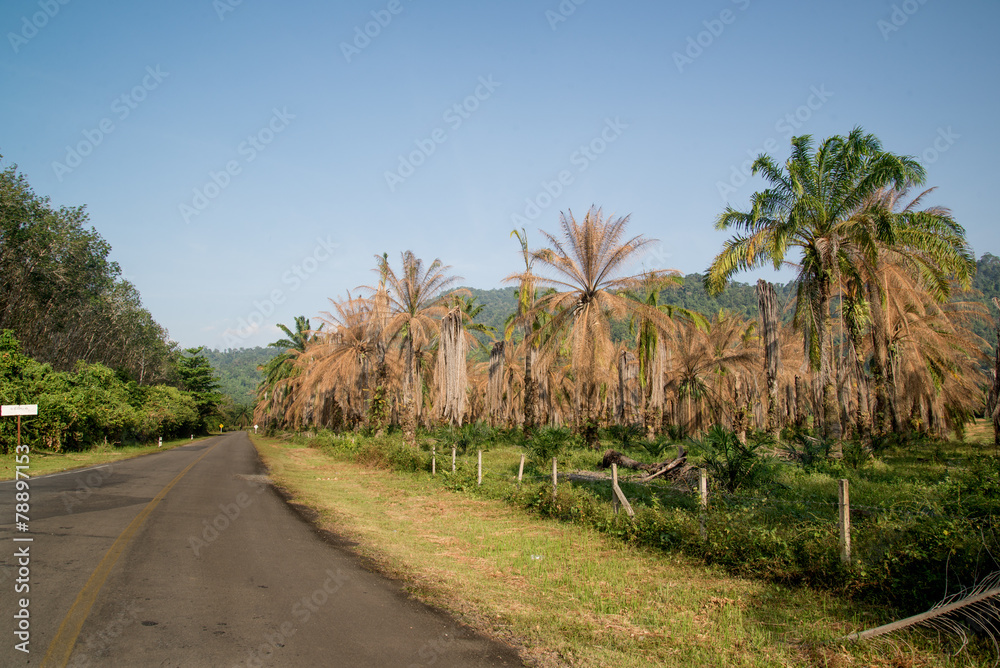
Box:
left=466, top=254, right=1000, bottom=348
left=463, top=275, right=798, bottom=337
left=202, top=347, right=280, bottom=406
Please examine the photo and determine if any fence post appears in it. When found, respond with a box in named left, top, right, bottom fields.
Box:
left=432, top=446, right=436, bottom=476
left=611, top=463, right=635, bottom=517
left=839, top=479, right=851, bottom=563
left=452, top=446, right=456, bottom=473
left=478, top=450, right=483, bottom=486
left=699, top=468, right=708, bottom=540
left=518, top=454, right=525, bottom=485
left=612, top=463, right=620, bottom=514
left=552, top=457, right=558, bottom=495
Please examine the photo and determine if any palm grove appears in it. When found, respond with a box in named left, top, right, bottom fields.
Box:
left=256, top=129, right=999, bottom=448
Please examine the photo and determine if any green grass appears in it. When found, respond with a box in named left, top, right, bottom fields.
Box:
left=0, top=435, right=211, bottom=479
left=254, top=431, right=995, bottom=667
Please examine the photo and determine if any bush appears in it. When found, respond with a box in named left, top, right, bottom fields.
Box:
left=689, top=425, right=775, bottom=492
left=524, top=426, right=578, bottom=464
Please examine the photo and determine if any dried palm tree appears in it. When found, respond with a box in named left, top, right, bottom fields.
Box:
left=362, top=251, right=461, bottom=442
left=510, top=206, right=678, bottom=445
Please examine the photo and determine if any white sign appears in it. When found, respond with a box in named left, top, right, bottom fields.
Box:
left=1, top=404, right=38, bottom=416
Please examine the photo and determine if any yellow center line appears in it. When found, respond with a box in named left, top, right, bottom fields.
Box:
left=41, top=438, right=225, bottom=667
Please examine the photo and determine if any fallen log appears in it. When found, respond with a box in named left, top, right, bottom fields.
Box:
left=600, top=447, right=687, bottom=481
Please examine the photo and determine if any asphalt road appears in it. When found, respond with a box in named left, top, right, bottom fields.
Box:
left=0, top=432, right=523, bottom=667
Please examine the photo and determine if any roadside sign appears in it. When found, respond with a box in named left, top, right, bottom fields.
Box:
left=1, top=404, right=38, bottom=416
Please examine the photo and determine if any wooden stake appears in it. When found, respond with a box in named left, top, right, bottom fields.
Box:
left=699, top=468, right=708, bottom=540
left=452, top=446, right=456, bottom=473
left=551, top=457, right=557, bottom=495
left=611, top=463, right=634, bottom=517
left=477, top=449, right=482, bottom=486
left=432, top=446, right=436, bottom=475
left=839, top=479, right=851, bottom=563
left=518, top=454, right=525, bottom=484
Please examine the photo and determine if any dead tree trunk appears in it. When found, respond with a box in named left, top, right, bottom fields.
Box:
left=487, top=340, right=505, bottom=427
left=436, top=308, right=467, bottom=427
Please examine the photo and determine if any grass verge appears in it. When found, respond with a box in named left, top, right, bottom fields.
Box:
left=0, top=435, right=211, bottom=479
left=253, top=434, right=988, bottom=668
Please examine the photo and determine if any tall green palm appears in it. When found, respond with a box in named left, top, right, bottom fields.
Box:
left=255, top=316, right=320, bottom=428
left=707, top=128, right=925, bottom=437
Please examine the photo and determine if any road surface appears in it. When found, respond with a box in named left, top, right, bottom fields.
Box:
left=0, top=432, right=523, bottom=667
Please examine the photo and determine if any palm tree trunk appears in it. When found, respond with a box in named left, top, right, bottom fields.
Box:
left=523, top=344, right=536, bottom=434
left=756, top=280, right=781, bottom=437
left=818, top=286, right=841, bottom=439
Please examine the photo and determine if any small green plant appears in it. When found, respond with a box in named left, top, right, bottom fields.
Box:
left=525, top=426, right=578, bottom=464
left=841, top=439, right=872, bottom=470
left=690, top=425, right=774, bottom=493
left=781, top=426, right=834, bottom=469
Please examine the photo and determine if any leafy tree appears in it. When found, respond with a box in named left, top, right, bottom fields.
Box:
left=176, top=347, right=223, bottom=431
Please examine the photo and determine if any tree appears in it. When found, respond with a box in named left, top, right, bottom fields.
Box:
left=177, top=347, right=223, bottom=431
left=365, top=251, right=461, bottom=442
left=707, top=128, right=926, bottom=438
left=514, top=206, right=678, bottom=445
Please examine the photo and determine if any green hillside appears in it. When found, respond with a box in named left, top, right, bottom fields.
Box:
left=202, top=346, right=281, bottom=405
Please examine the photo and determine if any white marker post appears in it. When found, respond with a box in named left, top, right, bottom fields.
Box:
left=1, top=405, right=38, bottom=454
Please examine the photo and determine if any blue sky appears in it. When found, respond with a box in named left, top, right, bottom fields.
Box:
left=2, top=0, right=997, bottom=349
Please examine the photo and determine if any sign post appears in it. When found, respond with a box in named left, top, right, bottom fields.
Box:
left=2, top=405, right=38, bottom=452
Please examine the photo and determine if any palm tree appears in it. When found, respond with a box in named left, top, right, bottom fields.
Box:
left=254, top=316, right=320, bottom=429
left=512, top=206, right=678, bottom=445
left=707, top=128, right=925, bottom=438
left=846, top=184, right=976, bottom=434
left=363, top=251, right=461, bottom=441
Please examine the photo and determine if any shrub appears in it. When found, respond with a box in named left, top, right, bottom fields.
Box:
left=689, top=425, right=775, bottom=492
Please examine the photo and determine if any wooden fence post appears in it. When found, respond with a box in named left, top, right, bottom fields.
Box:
left=452, top=446, right=456, bottom=473
left=699, top=468, right=708, bottom=540
left=477, top=450, right=483, bottom=486
left=518, top=454, right=525, bottom=485
left=552, top=457, right=558, bottom=495
left=839, top=479, right=851, bottom=563
left=612, top=462, right=619, bottom=514
left=432, top=446, right=436, bottom=475
left=611, top=463, right=635, bottom=517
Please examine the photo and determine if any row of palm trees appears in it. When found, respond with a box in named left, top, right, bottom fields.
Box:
left=254, top=128, right=990, bottom=444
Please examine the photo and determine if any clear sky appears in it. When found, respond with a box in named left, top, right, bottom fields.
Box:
left=2, top=0, right=997, bottom=349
